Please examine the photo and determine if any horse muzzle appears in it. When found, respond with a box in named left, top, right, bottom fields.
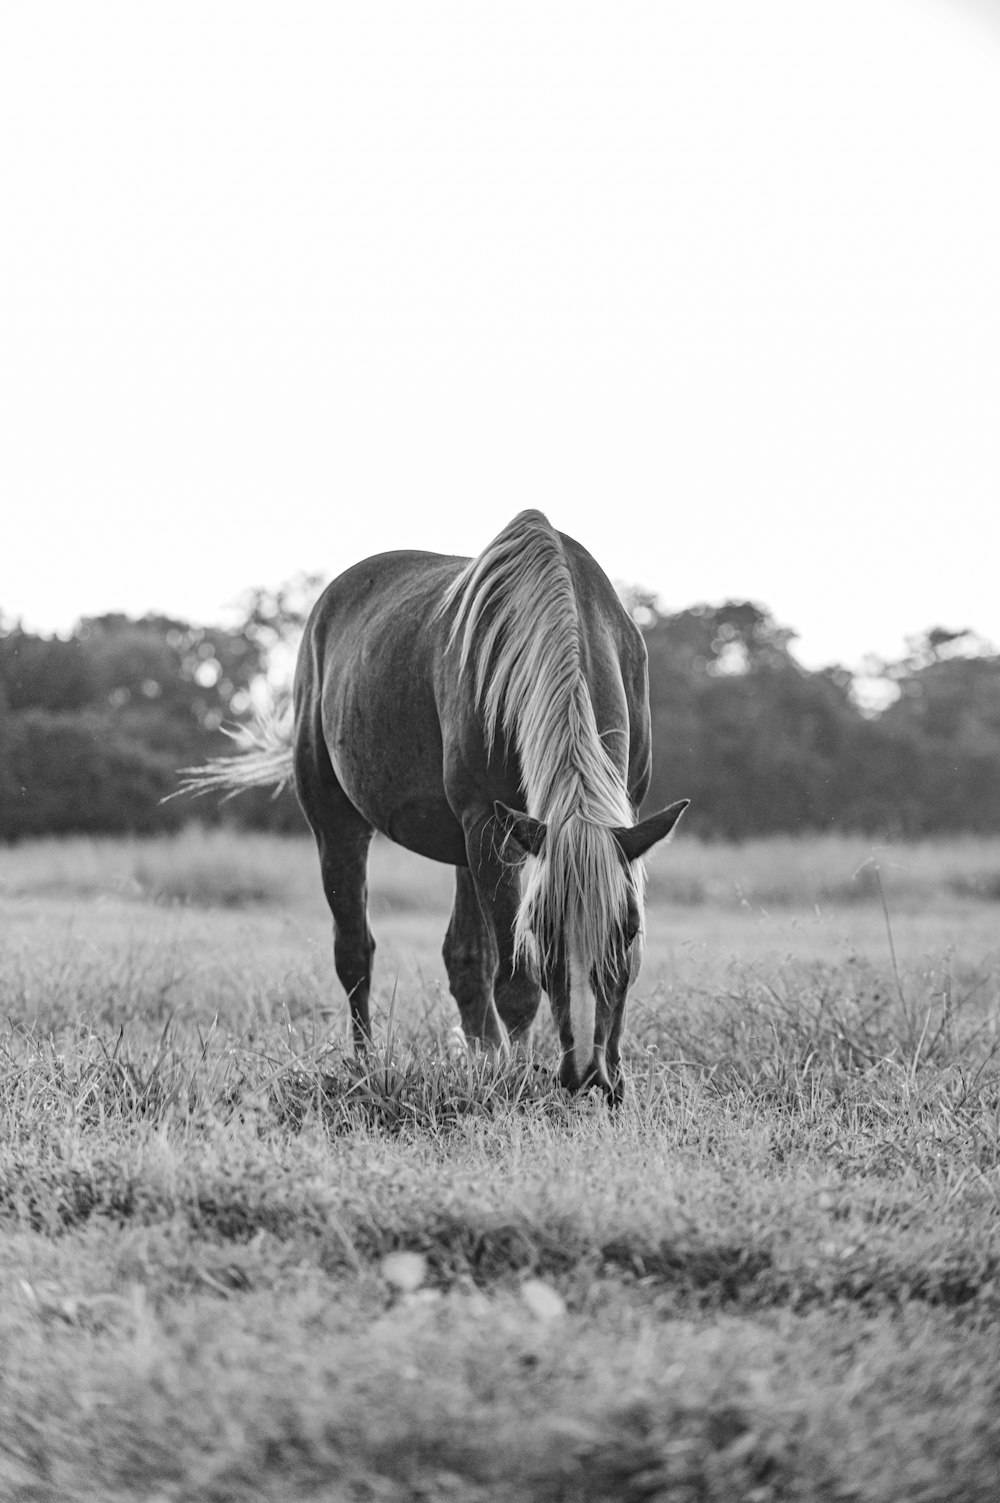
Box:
left=559, top=1047, right=624, bottom=1105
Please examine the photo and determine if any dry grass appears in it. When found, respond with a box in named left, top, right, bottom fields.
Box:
left=4, top=825, right=1000, bottom=912
left=1, top=832, right=1000, bottom=1500
left=642, top=830, right=1000, bottom=908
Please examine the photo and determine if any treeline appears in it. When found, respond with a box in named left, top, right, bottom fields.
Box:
left=0, top=584, right=312, bottom=841
left=1, top=588, right=998, bottom=840
left=636, top=600, right=1000, bottom=837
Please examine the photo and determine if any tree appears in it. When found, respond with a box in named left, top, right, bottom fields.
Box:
left=4, top=583, right=999, bottom=842
left=2, top=709, right=182, bottom=839
left=234, top=573, right=325, bottom=655
left=0, top=609, right=287, bottom=839
left=628, top=597, right=1000, bottom=838
left=0, top=627, right=96, bottom=712
left=634, top=598, right=859, bottom=836
left=873, top=629, right=1000, bottom=832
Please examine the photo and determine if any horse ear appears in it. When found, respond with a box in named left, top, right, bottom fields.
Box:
left=494, top=801, right=547, bottom=858
left=612, top=799, right=690, bottom=862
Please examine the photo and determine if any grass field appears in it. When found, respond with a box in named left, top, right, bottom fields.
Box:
left=2, top=829, right=999, bottom=1501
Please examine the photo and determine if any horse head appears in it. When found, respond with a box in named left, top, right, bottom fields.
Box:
left=495, top=797, right=689, bottom=1103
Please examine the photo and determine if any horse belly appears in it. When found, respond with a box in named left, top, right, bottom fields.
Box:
left=306, top=554, right=472, bottom=866
left=325, top=695, right=468, bottom=866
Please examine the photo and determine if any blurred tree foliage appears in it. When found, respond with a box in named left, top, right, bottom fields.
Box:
left=0, top=607, right=304, bottom=839
left=636, top=601, right=1000, bottom=837
left=1, top=585, right=998, bottom=841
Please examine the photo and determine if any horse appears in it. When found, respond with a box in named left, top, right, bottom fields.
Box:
left=185, top=510, right=688, bottom=1101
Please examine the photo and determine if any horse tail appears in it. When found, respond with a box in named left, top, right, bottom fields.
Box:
left=172, top=703, right=295, bottom=800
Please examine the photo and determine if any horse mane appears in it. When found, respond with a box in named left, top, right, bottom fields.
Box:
left=441, top=509, right=643, bottom=979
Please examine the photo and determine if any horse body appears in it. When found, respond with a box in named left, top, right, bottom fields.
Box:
left=190, top=510, right=687, bottom=1100
left=295, top=550, right=471, bottom=866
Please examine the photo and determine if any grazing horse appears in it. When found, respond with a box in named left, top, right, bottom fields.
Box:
left=186, top=511, right=688, bottom=1100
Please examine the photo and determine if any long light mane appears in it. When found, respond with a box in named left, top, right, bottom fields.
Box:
left=441, top=509, right=644, bottom=981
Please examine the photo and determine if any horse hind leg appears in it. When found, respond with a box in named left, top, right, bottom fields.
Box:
left=326, top=839, right=376, bottom=1052
left=442, top=869, right=504, bottom=1048
left=295, top=746, right=376, bottom=1052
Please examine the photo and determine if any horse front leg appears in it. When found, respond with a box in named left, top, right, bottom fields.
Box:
left=442, top=867, right=504, bottom=1047
left=484, top=871, right=542, bottom=1045
left=460, top=816, right=542, bottom=1047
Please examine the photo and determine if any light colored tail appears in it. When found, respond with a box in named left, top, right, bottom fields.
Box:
left=173, top=704, right=295, bottom=800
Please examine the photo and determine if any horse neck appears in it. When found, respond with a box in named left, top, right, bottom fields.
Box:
left=452, top=520, right=630, bottom=824
left=497, top=582, right=639, bottom=977
left=446, top=510, right=642, bottom=975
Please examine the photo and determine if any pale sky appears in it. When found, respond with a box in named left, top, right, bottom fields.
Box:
left=2, top=0, right=999, bottom=672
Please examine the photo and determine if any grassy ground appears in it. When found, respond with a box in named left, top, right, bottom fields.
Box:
left=1, top=829, right=999, bottom=1501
